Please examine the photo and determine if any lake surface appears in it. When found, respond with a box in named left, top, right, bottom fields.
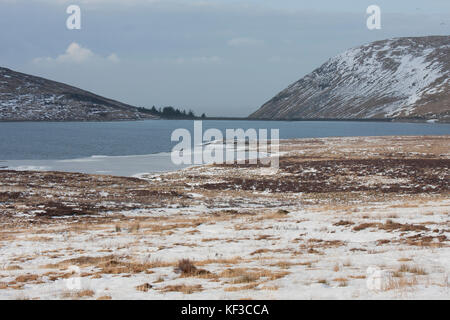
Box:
left=0, top=120, right=449, bottom=176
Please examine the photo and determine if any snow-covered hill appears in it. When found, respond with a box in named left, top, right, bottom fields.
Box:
left=250, top=36, right=449, bottom=122
left=0, top=67, right=157, bottom=121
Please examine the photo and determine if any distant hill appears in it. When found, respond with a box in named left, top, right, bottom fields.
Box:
left=0, top=67, right=158, bottom=121
left=250, top=36, right=450, bottom=122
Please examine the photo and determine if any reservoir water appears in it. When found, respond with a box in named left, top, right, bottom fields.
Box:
left=0, top=120, right=448, bottom=176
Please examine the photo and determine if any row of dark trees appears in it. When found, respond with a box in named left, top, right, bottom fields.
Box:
left=138, top=106, right=206, bottom=119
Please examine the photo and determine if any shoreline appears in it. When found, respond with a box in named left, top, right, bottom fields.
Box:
left=1, top=135, right=449, bottom=177
left=1, top=118, right=449, bottom=124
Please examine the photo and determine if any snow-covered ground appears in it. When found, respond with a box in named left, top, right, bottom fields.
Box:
left=0, top=199, right=448, bottom=300
left=0, top=136, right=448, bottom=299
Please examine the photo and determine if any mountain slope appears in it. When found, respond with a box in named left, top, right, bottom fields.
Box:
left=0, top=67, right=157, bottom=121
left=250, top=36, right=450, bottom=122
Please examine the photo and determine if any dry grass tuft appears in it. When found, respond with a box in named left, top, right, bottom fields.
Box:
left=333, top=220, right=354, bottom=226
left=77, top=289, right=95, bottom=298
left=62, top=289, right=95, bottom=299
left=136, top=283, right=152, bottom=292
left=161, top=284, right=203, bottom=294
left=398, top=264, right=427, bottom=275
left=176, top=259, right=197, bottom=275
left=277, top=209, right=290, bottom=215
left=4, top=265, right=22, bottom=271
left=220, top=268, right=289, bottom=284
left=233, top=273, right=260, bottom=284
left=129, top=222, right=141, bottom=233
left=15, top=274, right=39, bottom=283
left=175, top=259, right=212, bottom=278
left=250, top=249, right=271, bottom=255
left=224, top=283, right=259, bottom=292
left=384, top=276, right=419, bottom=291
left=260, top=285, right=279, bottom=291
left=45, top=255, right=173, bottom=275
left=397, top=257, right=413, bottom=262
left=333, top=278, right=348, bottom=287
left=353, top=221, right=428, bottom=232
left=268, top=261, right=294, bottom=269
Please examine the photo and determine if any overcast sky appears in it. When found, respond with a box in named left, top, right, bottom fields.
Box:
left=1, top=0, right=449, bottom=116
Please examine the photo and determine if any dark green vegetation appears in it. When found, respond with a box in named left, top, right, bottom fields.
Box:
left=138, top=106, right=206, bottom=119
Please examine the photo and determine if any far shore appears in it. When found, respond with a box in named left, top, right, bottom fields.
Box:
left=1, top=117, right=449, bottom=124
